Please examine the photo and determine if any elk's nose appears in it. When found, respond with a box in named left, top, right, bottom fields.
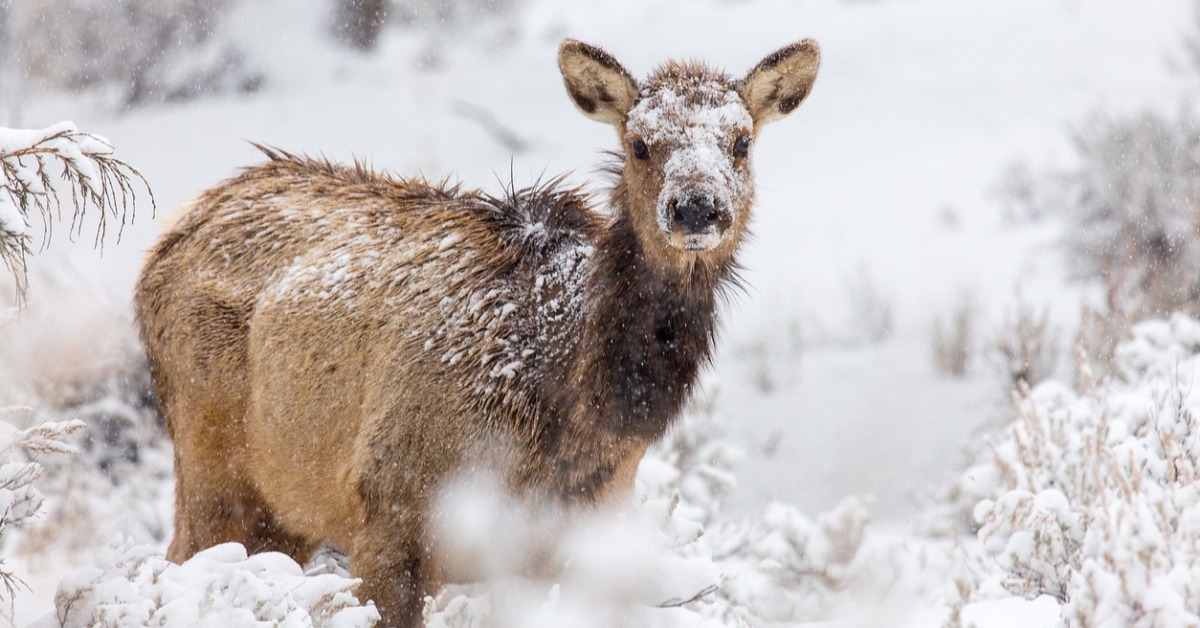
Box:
left=672, top=197, right=719, bottom=234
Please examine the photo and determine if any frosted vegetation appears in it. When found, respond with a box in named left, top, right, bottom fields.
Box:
left=4, top=0, right=1200, bottom=626
left=0, top=122, right=150, bottom=304
left=944, top=317, right=1200, bottom=626
left=40, top=542, right=380, bottom=628
left=0, top=414, right=85, bottom=601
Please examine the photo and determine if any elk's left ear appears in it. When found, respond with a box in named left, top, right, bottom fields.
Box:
left=558, top=39, right=639, bottom=126
left=740, top=39, right=821, bottom=125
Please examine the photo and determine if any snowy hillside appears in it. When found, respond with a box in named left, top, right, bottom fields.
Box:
left=3, top=0, right=1199, bottom=625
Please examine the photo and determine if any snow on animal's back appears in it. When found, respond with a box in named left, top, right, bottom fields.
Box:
left=239, top=153, right=600, bottom=394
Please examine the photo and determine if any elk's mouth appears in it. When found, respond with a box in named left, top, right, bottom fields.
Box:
left=667, top=230, right=723, bottom=252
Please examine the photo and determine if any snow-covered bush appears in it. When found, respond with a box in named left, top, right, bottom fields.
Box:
left=1061, top=109, right=1200, bottom=317
left=642, top=389, right=742, bottom=527
left=1000, top=106, right=1200, bottom=372
left=39, top=540, right=379, bottom=628
left=13, top=0, right=260, bottom=108
left=0, top=412, right=86, bottom=601
left=11, top=374, right=905, bottom=627
left=1, top=121, right=151, bottom=304
left=15, top=395, right=172, bottom=563
left=965, top=314, right=1200, bottom=626
left=423, top=485, right=725, bottom=628
left=0, top=294, right=170, bottom=565
left=420, top=393, right=735, bottom=627
left=704, top=496, right=878, bottom=624
left=0, top=290, right=168, bottom=621
left=1, top=121, right=156, bottom=621
left=421, top=386, right=915, bottom=627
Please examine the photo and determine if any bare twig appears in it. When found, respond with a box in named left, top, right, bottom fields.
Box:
left=657, top=583, right=719, bottom=608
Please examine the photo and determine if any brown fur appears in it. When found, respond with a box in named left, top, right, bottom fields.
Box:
left=135, top=40, right=819, bottom=627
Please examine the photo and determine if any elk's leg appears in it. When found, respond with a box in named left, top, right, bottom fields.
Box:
left=350, top=513, right=437, bottom=628
left=167, top=442, right=316, bottom=565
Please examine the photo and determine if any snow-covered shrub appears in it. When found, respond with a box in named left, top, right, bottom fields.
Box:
left=424, top=485, right=725, bottom=628
left=0, top=122, right=163, bottom=566
left=0, top=411, right=86, bottom=603
left=5, top=312, right=172, bottom=561
left=1000, top=106, right=1200, bottom=374
left=2, top=370, right=167, bottom=620
left=629, top=390, right=888, bottom=623
left=39, top=539, right=379, bottom=628
left=642, top=387, right=742, bottom=526
left=1072, top=303, right=1126, bottom=387
left=13, top=0, right=261, bottom=108
left=974, top=488, right=1080, bottom=603
left=1, top=122, right=151, bottom=304
left=965, top=314, right=1200, bottom=626
left=993, top=99, right=1200, bottom=384
left=1059, top=108, right=1200, bottom=311
left=704, top=496, right=877, bottom=624
left=420, top=392, right=734, bottom=627
left=16, top=399, right=172, bottom=562
left=421, top=385, right=915, bottom=627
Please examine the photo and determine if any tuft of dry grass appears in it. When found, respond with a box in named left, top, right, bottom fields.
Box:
left=989, top=300, right=1060, bottom=390
left=932, top=290, right=977, bottom=377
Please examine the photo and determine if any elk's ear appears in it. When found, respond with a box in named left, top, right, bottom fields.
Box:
left=740, top=39, right=821, bottom=125
left=558, top=39, right=638, bottom=126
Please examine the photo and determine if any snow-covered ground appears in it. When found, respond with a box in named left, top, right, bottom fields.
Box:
left=3, top=0, right=1197, bottom=625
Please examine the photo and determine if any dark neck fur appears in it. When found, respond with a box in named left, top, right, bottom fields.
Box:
left=575, top=213, right=733, bottom=441
left=525, top=189, right=740, bottom=502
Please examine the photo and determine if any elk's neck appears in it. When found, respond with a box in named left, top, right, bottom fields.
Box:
left=572, top=212, right=733, bottom=443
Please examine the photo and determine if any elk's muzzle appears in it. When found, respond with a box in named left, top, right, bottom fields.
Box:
left=666, top=195, right=729, bottom=252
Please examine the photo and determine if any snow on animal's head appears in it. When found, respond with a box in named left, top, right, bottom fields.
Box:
left=558, top=39, right=821, bottom=262
left=625, top=69, right=752, bottom=254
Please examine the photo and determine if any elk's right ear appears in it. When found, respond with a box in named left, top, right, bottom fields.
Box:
left=558, top=39, right=638, bottom=125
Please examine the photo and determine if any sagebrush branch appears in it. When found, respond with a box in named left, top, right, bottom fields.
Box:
left=0, top=415, right=88, bottom=601
left=0, top=122, right=154, bottom=304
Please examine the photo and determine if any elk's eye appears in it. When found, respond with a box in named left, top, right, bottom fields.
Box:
left=732, top=135, right=751, bottom=159
left=631, top=138, right=650, bottom=160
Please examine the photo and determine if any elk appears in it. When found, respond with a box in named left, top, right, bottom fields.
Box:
left=135, top=39, right=820, bottom=627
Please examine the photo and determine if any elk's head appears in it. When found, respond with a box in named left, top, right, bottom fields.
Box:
left=559, top=39, right=820, bottom=269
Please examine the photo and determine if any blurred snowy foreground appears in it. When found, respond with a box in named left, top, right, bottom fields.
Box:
left=7, top=314, right=1200, bottom=626
left=3, top=0, right=1200, bottom=626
